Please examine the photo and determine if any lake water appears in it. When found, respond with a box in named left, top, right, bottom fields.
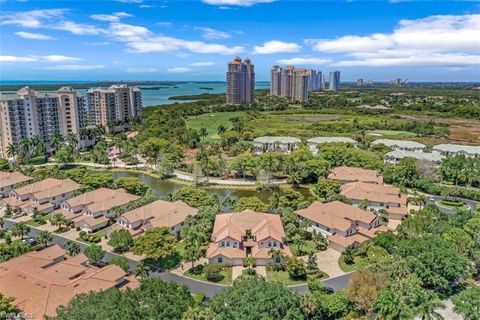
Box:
left=0, top=81, right=270, bottom=107
left=104, top=170, right=310, bottom=211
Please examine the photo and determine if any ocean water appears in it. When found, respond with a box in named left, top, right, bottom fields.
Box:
left=0, top=81, right=270, bottom=107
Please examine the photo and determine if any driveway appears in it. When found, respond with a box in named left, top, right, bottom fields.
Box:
left=315, top=248, right=345, bottom=278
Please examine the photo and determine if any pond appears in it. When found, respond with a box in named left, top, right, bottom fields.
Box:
left=102, top=170, right=311, bottom=210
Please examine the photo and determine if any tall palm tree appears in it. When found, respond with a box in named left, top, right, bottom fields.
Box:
left=134, top=262, right=150, bottom=281
left=19, top=138, right=30, bottom=158
left=12, top=222, right=30, bottom=240
left=66, top=133, right=78, bottom=150
left=37, top=230, right=53, bottom=248
left=199, top=128, right=208, bottom=141
left=6, top=143, right=18, bottom=163
left=50, top=133, right=63, bottom=155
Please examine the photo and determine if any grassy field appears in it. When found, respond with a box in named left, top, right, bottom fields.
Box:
left=338, top=256, right=357, bottom=272
left=291, top=240, right=317, bottom=256
left=366, top=130, right=416, bottom=138
left=186, top=111, right=245, bottom=141
left=266, top=270, right=306, bottom=285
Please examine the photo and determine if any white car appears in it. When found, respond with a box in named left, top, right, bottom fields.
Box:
left=429, top=197, right=435, bottom=202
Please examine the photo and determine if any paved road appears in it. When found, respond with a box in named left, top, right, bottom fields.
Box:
left=425, top=195, right=478, bottom=215
left=2, top=218, right=351, bottom=297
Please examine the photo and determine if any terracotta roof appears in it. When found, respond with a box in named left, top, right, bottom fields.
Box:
left=328, top=166, right=383, bottom=184
left=357, top=226, right=391, bottom=239
left=0, top=245, right=138, bottom=319
left=206, top=245, right=245, bottom=259
left=13, top=178, right=81, bottom=200
left=0, top=171, right=32, bottom=189
left=77, top=215, right=109, bottom=228
left=211, top=210, right=285, bottom=243
left=63, top=188, right=139, bottom=213
left=119, top=200, right=198, bottom=229
left=297, top=201, right=378, bottom=231
left=328, top=234, right=370, bottom=249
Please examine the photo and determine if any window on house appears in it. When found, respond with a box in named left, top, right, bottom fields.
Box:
left=226, top=241, right=230, bottom=247
left=218, top=257, right=223, bottom=263
left=221, top=241, right=225, bottom=247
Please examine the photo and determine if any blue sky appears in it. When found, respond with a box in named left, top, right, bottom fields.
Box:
left=0, top=0, right=479, bottom=81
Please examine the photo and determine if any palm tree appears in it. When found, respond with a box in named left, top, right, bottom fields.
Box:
left=415, top=294, right=445, bottom=320
left=6, top=143, right=18, bottom=163
left=242, top=256, right=256, bottom=269
left=134, top=262, right=150, bottom=281
left=50, top=212, right=68, bottom=231
left=50, top=133, right=63, bottom=155
left=269, top=248, right=284, bottom=264
left=37, top=230, right=53, bottom=248
left=12, top=222, right=30, bottom=240
left=66, top=133, right=78, bottom=150
left=19, top=138, right=30, bottom=158
left=64, top=240, right=81, bottom=256
left=199, top=128, right=208, bottom=141
left=217, top=124, right=227, bottom=136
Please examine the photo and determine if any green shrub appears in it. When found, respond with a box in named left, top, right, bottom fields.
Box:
left=204, top=264, right=223, bottom=282
left=79, top=231, right=87, bottom=237
left=242, top=268, right=257, bottom=276
left=440, top=199, right=466, bottom=207
left=193, top=292, right=206, bottom=305
left=28, top=156, right=47, bottom=165
left=189, top=264, right=205, bottom=275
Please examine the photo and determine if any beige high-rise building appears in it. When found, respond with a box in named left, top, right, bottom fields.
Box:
left=87, top=84, right=142, bottom=127
left=271, top=66, right=312, bottom=101
left=226, top=56, right=255, bottom=105
left=0, top=86, right=87, bottom=157
left=270, top=65, right=282, bottom=96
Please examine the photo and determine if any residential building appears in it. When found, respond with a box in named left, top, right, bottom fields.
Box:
left=59, top=188, right=139, bottom=233
left=3, top=178, right=81, bottom=215
left=253, top=136, right=301, bottom=154
left=371, top=139, right=425, bottom=153
left=0, top=86, right=88, bottom=157
left=111, top=200, right=198, bottom=237
left=206, top=210, right=291, bottom=266
left=329, top=71, right=340, bottom=91
left=87, top=84, right=142, bottom=128
left=296, top=201, right=389, bottom=251
left=271, top=66, right=322, bottom=101
left=340, top=181, right=408, bottom=220
left=307, top=137, right=357, bottom=155
left=328, top=166, right=384, bottom=184
left=432, top=144, right=480, bottom=158
left=356, top=78, right=364, bottom=87
left=226, top=56, right=255, bottom=104
left=0, top=245, right=139, bottom=319
left=385, top=150, right=444, bottom=166
left=270, top=65, right=282, bottom=96
left=0, top=171, right=32, bottom=198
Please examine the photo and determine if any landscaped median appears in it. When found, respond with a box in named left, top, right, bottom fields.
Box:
left=183, top=264, right=233, bottom=285
left=438, top=199, right=470, bottom=210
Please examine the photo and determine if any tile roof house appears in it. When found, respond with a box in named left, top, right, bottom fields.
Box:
left=111, top=200, right=198, bottom=237
left=296, top=201, right=389, bottom=251
left=0, top=245, right=139, bottom=319
left=340, top=182, right=408, bottom=220
left=206, top=210, right=292, bottom=266
left=4, top=178, right=81, bottom=215
left=0, top=171, right=32, bottom=198
left=253, top=136, right=301, bottom=154
left=328, top=166, right=383, bottom=184
left=384, top=150, right=444, bottom=166
left=59, top=188, right=139, bottom=232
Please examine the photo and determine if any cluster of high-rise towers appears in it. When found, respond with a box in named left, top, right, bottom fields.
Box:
left=0, top=84, right=142, bottom=157
left=226, top=56, right=340, bottom=104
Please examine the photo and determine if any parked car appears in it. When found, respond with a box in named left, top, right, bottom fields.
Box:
left=22, top=237, right=37, bottom=246
left=12, top=211, right=26, bottom=219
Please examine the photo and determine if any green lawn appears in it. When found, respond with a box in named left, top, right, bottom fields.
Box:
left=266, top=270, right=306, bottom=285
left=186, top=111, right=245, bottom=141
left=291, top=240, right=317, bottom=256
left=366, top=130, right=417, bottom=138
left=338, top=256, right=357, bottom=272
left=184, top=267, right=233, bottom=285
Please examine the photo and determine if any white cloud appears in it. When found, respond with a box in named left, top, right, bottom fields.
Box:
left=0, top=9, right=67, bottom=28
left=115, top=0, right=143, bottom=3
left=39, top=55, right=82, bottom=62
left=308, top=14, right=480, bottom=67
left=55, top=21, right=105, bottom=35
left=191, top=61, right=215, bottom=66
left=41, top=64, right=105, bottom=70
left=167, top=67, right=194, bottom=73
left=90, top=12, right=132, bottom=22
left=0, top=55, right=82, bottom=63
left=253, top=40, right=301, bottom=54
left=15, top=31, right=55, bottom=40
left=202, top=0, right=275, bottom=6
left=277, top=57, right=331, bottom=65
left=195, top=27, right=230, bottom=40
left=157, top=21, right=172, bottom=27
left=126, top=67, right=158, bottom=73
left=0, top=55, right=37, bottom=62
left=139, top=4, right=155, bottom=8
